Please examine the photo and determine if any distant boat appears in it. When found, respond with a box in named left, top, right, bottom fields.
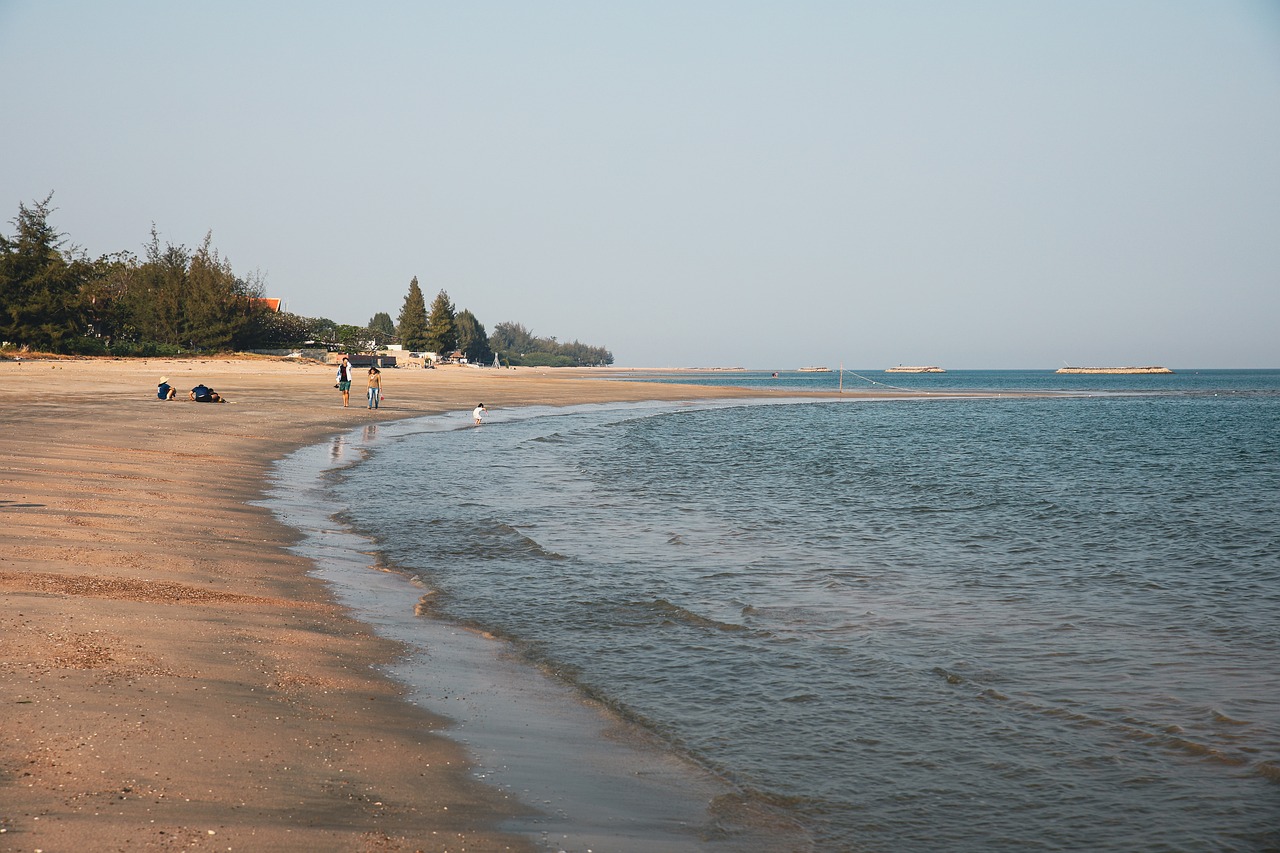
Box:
left=1056, top=366, right=1173, bottom=375
left=798, top=366, right=830, bottom=372
left=886, top=366, right=945, bottom=373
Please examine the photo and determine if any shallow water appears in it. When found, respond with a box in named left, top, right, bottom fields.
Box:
left=299, top=371, right=1279, bottom=851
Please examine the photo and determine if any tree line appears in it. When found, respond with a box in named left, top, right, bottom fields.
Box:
left=393, top=277, right=613, bottom=367
left=0, top=197, right=613, bottom=366
left=1, top=196, right=302, bottom=355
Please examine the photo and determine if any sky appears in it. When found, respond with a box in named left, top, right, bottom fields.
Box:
left=2, top=1, right=1278, bottom=368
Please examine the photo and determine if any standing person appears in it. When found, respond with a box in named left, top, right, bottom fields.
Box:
left=472, top=402, right=486, bottom=425
left=336, top=357, right=353, bottom=407
left=366, top=367, right=382, bottom=409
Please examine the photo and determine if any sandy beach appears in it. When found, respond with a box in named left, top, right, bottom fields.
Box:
left=0, top=355, right=837, bottom=852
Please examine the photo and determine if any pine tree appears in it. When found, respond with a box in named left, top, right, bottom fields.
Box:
left=0, top=195, right=91, bottom=351
left=396, top=277, right=429, bottom=350
left=424, top=289, right=458, bottom=356
left=119, top=227, right=187, bottom=347
left=182, top=232, right=245, bottom=351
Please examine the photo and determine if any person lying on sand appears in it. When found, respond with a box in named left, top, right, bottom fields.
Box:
left=189, top=384, right=225, bottom=403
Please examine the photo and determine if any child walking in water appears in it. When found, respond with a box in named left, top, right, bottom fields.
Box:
left=367, top=367, right=382, bottom=409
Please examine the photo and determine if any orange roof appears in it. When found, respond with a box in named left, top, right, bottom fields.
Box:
left=252, top=298, right=282, bottom=312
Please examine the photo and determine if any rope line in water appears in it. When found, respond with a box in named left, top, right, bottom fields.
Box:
left=841, top=369, right=926, bottom=394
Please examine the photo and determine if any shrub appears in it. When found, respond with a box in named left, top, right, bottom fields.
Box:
left=63, top=336, right=107, bottom=355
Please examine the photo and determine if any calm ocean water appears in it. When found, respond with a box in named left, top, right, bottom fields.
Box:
left=319, top=370, right=1279, bottom=851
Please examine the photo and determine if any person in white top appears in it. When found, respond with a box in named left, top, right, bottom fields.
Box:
left=472, top=403, right=486, bottom=425
left=336, top=357, right=353, bottom=408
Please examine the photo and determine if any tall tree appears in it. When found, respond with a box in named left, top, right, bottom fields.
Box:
left=118, top=227, right=187, bottom=346
left=182, top=232, right=245, bottom=351
left=80, top=252, right=136, bottom=348
left=0, top=195, right=91, bottom=351
left=455, top=309, right=492, bottom=364
left=396, top=277, right=428, bottom=350
left=424, top=288, right=457, bottom=356
left=368, top=311, right=396, bottom=346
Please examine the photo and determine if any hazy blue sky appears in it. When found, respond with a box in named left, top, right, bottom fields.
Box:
left=2, top=1, right=1277, bottom=368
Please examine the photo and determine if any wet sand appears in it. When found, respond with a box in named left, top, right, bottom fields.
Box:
left=0, top=355, right=837, bottom=852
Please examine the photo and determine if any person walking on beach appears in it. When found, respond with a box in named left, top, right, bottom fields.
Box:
left=336, top=357, right=353, bottom=407
left=473, top=403, right=486, bottom=425
left=367, top=366, right=382, bottom=409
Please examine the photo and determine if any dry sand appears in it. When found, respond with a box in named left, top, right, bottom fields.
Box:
left=0, top=355, right=846, bottom=852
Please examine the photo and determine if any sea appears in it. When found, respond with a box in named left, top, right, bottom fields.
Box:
left=264, top=369, right=1280, bottom=852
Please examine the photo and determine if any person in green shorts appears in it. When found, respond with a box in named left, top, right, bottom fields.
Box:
left=336, top=357, right=353, bottom=407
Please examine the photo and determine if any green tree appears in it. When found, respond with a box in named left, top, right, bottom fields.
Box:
left=228, top=268, right=274, bottom=350
left=334, top=324, right=369, bottom=352
left=310, top=317, right=338, bottom=345
left=0, top=195, right=92, bottom=351
left=490, top=321, right=535, bottom=362
left=182, top=233, right=252, bottom=351
left=424, top=289, right=457, bottom=356
left=107, top=228, right=265, bottom=352
left=368, top=311, right=396, bottom=347
left=396, top=277, right=428, bottom=350
left=455, top=308, right=492, bottom=364
left=255, top=310, right=316, bottom=347
left=489, top=321, right=612, bottom=366
left=117, top=228, right=187, bottom=347
left=79, top=252, right=136, bottom=348
left=560, top=339, right=614, bottom=366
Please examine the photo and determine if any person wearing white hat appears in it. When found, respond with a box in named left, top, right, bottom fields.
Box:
left=157, top=377, right=176, bottom=400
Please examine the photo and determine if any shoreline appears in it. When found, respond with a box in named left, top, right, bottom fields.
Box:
left=267, top=409, right=808, bottom=851
left=0, top=356, right=857, bottom=851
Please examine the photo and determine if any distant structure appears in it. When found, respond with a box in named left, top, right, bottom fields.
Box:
left=886, top=366, right=945, bottom=373
left=798, top=366, right=830, bottom=372
left=1056, top=366, right=1173, bottom=374
left=251, top=298, right=283, bottom=312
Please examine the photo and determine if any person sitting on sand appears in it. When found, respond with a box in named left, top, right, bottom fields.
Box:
left=157, top=377, right=177, bottom=400
left=189, top=384, right=224, bottom=403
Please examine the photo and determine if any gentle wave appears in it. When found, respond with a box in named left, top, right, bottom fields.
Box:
left=617, top=598, right=762, bottom=635
left=931, top=675, right=1273, bottom=774
left=397, top=518, right=568, bottom=562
